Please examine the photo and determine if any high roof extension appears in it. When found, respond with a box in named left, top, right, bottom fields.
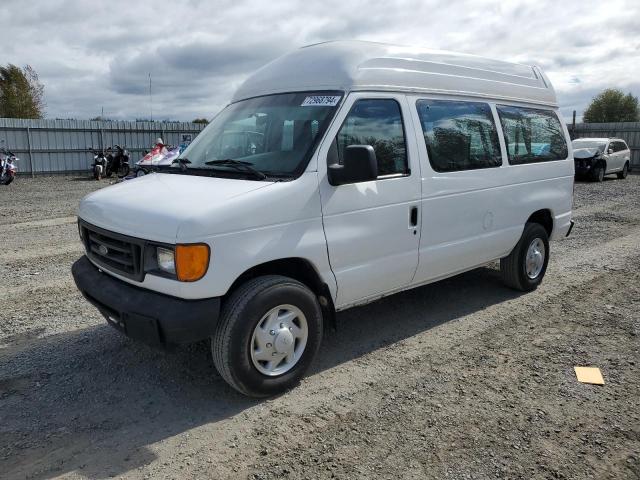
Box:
left=232, top=40, right=557, bottom=107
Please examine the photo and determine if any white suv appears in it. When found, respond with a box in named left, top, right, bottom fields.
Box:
left=573, top=137, right=631, bottom=181
left=72, top=41, right=574, bottom=397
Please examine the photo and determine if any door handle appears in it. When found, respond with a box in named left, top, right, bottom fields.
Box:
left=409, top=206, right=418, bottom=228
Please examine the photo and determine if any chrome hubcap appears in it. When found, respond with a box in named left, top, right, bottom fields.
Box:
left=525, top=238, right=545, bottom=279
left=250, top=304, right=308, bottom=376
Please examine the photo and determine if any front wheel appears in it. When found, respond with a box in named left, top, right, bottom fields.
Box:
left=212, top=275, right=323, bottom=397
left=117, top=164, right=130, bottom=178
left=500, top=222, right=550, bottom=292
left=617, top=162, right=629, bottom=179
left=592, top=165, right=605, bottom=182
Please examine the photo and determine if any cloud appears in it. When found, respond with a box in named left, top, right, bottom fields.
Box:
left=0, top=0, right=638, bottom=121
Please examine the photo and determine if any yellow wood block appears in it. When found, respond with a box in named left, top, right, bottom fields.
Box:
left=574, top=367, right=605, bottom=385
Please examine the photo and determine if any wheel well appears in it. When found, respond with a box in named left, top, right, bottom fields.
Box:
left=226, top=258, right=337, bottom=330
left=527, top=209, right=553, bottom=237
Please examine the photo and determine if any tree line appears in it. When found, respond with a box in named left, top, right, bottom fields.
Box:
left=0, top=64, right=45, bottom=118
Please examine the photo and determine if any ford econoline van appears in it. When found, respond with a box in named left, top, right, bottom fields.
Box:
left=72, top=41, right=574, bottom=397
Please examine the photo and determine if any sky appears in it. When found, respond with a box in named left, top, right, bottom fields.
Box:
left=1, top=0, right=638, bottom=122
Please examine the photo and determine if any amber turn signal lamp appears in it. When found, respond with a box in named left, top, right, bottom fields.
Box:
left=175, top=244, right=210, bottom=282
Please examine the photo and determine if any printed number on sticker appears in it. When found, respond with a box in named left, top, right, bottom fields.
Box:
left=301, top=96, right=341, bottom=107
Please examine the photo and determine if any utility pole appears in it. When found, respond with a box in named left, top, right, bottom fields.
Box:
left=149, top=73, right=153, bottom=122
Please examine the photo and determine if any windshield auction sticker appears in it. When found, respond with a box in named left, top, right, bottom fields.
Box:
left=301, top=95, right=341, bottom=107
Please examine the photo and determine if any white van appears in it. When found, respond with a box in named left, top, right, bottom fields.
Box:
left=72, top=41, right=574, bottom=397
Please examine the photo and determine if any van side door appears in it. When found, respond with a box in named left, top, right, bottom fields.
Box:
left=408, top=97, right=512, bottom=283
left=318, top=93, right=421, bottom=308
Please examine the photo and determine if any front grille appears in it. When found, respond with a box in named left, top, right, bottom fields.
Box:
left=81, top=221, right=144, bottom=281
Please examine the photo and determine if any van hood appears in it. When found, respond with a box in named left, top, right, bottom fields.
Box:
left=78, top=173, right=275, bottom=243
left=573, top=147, right=601, bottom=159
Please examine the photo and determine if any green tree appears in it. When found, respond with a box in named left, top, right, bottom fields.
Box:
left=192, top=118, right=209, bottom=124
left=0, top=64, right=45, bottom=118
left=583, top=89, right=639, bottom=123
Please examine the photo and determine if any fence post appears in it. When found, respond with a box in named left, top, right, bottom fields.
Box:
left=26, top=126, right=35, bottom=178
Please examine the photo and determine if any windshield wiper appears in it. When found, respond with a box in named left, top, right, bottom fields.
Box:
left=204, top=159, right=267, bottom=180
left=171, top=157, right=192, bottom=171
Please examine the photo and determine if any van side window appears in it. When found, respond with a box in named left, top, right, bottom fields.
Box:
left=337, top=99, right=408, bottom=176
left=416, top=100, right=502, bottom=172
left=496, top=105, right=568, bottom=164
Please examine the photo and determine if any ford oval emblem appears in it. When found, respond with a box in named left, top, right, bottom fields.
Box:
left=98, top=244, right=109, bottom=256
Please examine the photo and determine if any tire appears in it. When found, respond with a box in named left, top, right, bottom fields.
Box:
left=117, top=164, right=130, bottom=178
left=617, top=162, right=629, bottom=180
left=500, top=222, right=550, bottom=292
left=212, top=275, right=323, bottom=397
left=592, top=165, right=605, bottom=182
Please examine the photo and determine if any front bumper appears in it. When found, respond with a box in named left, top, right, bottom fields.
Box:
left=72, top=255, right=220, bottom=347
left=574, top=158, right=595, bottom=176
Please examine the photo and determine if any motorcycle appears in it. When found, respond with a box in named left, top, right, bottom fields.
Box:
left=0, top=144, right=19, bottom=185
left=107, top=145, right=131, bottom=178
left=89, top=148, right=109, bottom=180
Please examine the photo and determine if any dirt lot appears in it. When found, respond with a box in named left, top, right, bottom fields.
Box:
left=1, top=174, right=639, bottom=480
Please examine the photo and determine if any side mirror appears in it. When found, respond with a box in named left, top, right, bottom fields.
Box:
left=328, top=144, right=378, bottom=186
left=608, top=148, right=614, bottom=154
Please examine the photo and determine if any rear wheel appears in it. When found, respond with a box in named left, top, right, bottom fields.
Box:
left=617, top=162, right=629, bottom=179
left=500, top=223, right=550, bottom=292
left=212, top=275, right=323, bottom=397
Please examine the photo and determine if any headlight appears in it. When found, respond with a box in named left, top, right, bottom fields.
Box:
left=156, top=247, right=176, bottom=274
left=153, top=244, right=210, bottom=281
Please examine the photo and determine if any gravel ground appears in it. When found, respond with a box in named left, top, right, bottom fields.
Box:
left=0, top=174, right=639, bottom=479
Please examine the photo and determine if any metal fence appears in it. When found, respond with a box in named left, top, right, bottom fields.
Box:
left=0, top=118, right=207, bottom=176
left=3, top=117, right=639, bottom=175
left=570, top=122, right=640, bottom=170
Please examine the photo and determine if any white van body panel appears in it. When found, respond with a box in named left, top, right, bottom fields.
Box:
left=317, top=92, right=422, bottom=307
left=79, top=172, right=337, bottom=300
left=76, top=41, right=573, bottom=309
left=232, top=41, right=557, bottom=107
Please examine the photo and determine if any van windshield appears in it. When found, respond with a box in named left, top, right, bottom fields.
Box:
left=176, top=91, right=343, bottom=179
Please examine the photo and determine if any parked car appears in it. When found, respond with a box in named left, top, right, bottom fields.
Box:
left=572, top=137, right=630, bottom=181
left=72, top=41, right=574, bottom=397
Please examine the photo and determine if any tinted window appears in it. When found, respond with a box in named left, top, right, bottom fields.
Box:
left=416, top=100, right=502, bottom=172
left=337, top=99, right=407, bottom=176
left=497, top=106, right=568, bottom=164
left=616, top=141, right=628, bottom=152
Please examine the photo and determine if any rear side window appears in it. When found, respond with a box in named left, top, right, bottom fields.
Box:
left=337, top=99, right=408, bottom=176
left=416, top=100, right=502, bottom=172
left=497, top=105, right=568, bottom=164
left=615, top=141, right=628, bottom=152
